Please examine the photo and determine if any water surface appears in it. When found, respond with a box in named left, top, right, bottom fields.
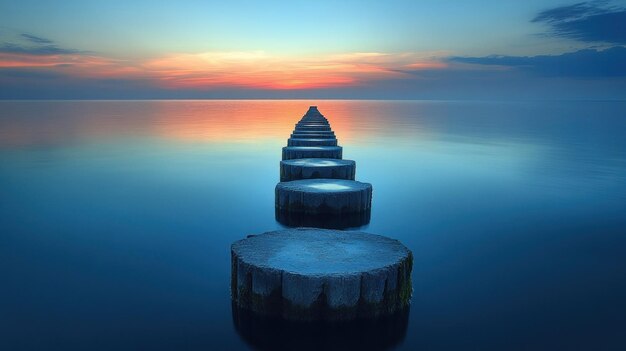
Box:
left=1, top=100, right=625, bottom=350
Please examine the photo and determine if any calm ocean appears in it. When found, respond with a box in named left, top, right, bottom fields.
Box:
left=1, top=100, right=625, bottom=350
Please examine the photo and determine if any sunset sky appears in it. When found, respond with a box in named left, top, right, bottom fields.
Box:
left=1, top=0, right=625, bottom=99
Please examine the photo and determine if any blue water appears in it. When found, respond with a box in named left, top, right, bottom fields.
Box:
left=1, top=100, right=625, bottom=350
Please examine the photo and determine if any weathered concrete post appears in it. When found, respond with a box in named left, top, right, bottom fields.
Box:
left=231, top=228, right=413, bottom=321
left=287, top=138, right=338, bottom=146
left=282, top=146, right=343, bottom=160
left=230, top=106, right=412, bottom=322
left=232, top=303, right=409, bottom=351
left=280, top=158, right=356, bottom=182
left=275, top=179, right=372, bottom=214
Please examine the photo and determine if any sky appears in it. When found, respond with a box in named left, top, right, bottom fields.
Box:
left=0, top=0, right=625, bottom=99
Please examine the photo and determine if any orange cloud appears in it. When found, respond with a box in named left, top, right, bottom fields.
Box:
left=142, top=51, right=448, bottom=89
left=0, top=50, right=448, bottom=89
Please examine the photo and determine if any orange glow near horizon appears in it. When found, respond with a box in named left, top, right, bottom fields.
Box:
left=148, top=100, right=414, bottom=144
left=140, top=51, right=415, bottom=89
left=149, top=100, right=368, bottom=143
left=0, top=100, right=434, bottom=147
left=0, top=51, right=448, bottom=90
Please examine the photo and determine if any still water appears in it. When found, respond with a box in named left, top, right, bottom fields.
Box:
left=1, top=100, right=625, bottom=350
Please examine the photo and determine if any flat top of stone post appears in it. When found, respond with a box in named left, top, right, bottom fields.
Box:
left=232, top=228, right=410, bottom=275
left=281, top=158, right=355, bottom=167
left=276, top=178, right=369, bottom=193
left=305, top=106, right=321, bottom=116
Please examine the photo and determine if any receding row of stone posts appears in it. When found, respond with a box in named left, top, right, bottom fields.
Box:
left=230, top=106, right=413, bottom=323
left=278, top=106, right=372, bottom=219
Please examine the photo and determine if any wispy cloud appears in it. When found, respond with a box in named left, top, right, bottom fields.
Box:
left=2, top=15, right=626, bottom=100
left=0, top=45, right=448, bottom=90
left=0, top=42, right=80, bottom=55
left=140, top=51, right=446, bottom=89
left=20, top=33, right=54, bottom=45
left=533, top=1, right=626, bottom=44
left=449, top=47, right=626, bottom=78
left=0, top=31, right=81, bottom=56
left=448, top=2, right=626, bottom=78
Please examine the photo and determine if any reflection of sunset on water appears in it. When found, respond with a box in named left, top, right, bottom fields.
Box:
left=149, top=101, right=382, bottom=143
left=0, top=100, right=435, bottom=148
left=0, top=101, right=304, bottom=147
left=153, top=101, right=436, bottom=145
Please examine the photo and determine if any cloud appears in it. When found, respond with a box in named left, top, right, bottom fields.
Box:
left=0, top=44, right=447, bottom=90
left=0, top=31, right=81, bottom=56
left=0, top=52, right=124, bottom=72
left=20, top=33, right=54, bottom=45
left=445, top=3, right=626, bottom=80
left=140, top=51, right=446, bottom=89
left=1, top=28, right=625, bottom=100
left=0, top=42, right=79, bottom=55
left=533, top=1, right=626, bottom=44
left=449, top=46, right=626, bottom=77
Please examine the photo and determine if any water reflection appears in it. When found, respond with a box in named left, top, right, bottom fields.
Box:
left=2, top=100, right=626, bottom=350
left=232, top=303, right=409, bottom=351
left=275, top=208, right=371, bottom=230
left=0, top=100, right=372, bottom=147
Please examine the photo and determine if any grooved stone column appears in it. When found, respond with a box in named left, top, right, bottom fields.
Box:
left=295, top=125, right=332, bottom=131
left=292, top=130, right=335, bottom=135
left=290, top=133, right=336, bottom=139
left=280, top=158, right=356, bottom=182
left=275, top=179, right=372, bottom=214
left=282, top=146, right=342, bottom=160
left=296, top=124, right=329, bottom=128
left=231, top=228, right=413, bottom=321
left=287, top=138, right=338, bottom=146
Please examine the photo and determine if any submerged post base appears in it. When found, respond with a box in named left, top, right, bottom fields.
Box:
left=232, top=303, right=409, bottom=351
left=275, top=208, right=370, bottom=230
